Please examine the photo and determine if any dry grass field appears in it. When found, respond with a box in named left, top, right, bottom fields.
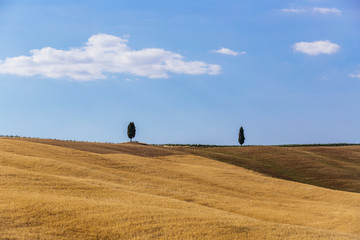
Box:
left=179, top=145, right=360, bottom=193
left=1, top=138, right=360, bottom=239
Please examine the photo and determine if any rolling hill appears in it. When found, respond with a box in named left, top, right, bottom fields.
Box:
left=1, top=138, right=360, bottom=239
left=174, top=145, right=360, bottom=193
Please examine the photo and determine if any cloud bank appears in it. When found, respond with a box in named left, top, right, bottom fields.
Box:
left=211, top=47, right=245, bottom=56
left=0, top=34, right=221, bottom=80
left=293, top=40, right=340, bottom=55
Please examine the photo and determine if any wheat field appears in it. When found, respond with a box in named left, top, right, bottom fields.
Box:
left=1, top=138, right=360, bottom=239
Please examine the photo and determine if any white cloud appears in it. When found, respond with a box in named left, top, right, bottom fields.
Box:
left=313, top=7, right=341, bottom=14
left=211, top=47, right=245, bottom=56
left=280, top=7, right=341, bottom=15
left=293, top=40, right=340, bottom=55
left=280, top=8, right=305, bottom=13
left=0, top=33, right=221, bottom=81
left=350, top=71, right=360, bottom=79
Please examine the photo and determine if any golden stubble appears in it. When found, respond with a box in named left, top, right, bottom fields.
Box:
left=0, top=139, right=359, bottom=239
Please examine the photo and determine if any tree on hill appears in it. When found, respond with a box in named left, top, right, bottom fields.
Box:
left=238, top=126, right=245, bottom=146
left=127, top=122, right=136, bottom=142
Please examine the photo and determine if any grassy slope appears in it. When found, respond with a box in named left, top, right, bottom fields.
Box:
left=0, top=138, right=360, bottom=239
left=176, top=146, right=360, bottom=193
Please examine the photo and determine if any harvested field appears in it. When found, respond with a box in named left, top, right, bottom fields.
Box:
left=1, top=138, right=360, bottom=239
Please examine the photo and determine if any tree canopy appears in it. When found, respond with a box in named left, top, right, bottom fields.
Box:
left=238, top=127, right=245, bottom=146
left=127, top=122, right=136, bottom=142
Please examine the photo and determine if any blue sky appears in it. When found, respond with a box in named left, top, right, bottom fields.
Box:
left=0, top=0, right=359, bottom=145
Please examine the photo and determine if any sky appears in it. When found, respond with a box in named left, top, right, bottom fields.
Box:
left=0, top=0, right=359, bottom=145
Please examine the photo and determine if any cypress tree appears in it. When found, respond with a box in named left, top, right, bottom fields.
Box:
left=127, top=122, right=136, bottom=142
left=238, top=126, right=245, bottom=146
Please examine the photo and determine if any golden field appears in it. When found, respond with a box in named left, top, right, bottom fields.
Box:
left=0, top=138, right=360, bottom=239
left=177, top=145, right=360, bottom=193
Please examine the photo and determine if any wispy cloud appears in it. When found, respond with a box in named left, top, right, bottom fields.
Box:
left=313, top=7, right=341, bottom=14
left=280, top=8, right=305, bottom=13
left=0, top=34, right=221, bottom=81
left=293, top=40, right=340, bottom=56
left=350, top=71, right=360, bottom=79
left=211, top=47, right=245, bottom=56
left=280, top=6, right=341, bottom=15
